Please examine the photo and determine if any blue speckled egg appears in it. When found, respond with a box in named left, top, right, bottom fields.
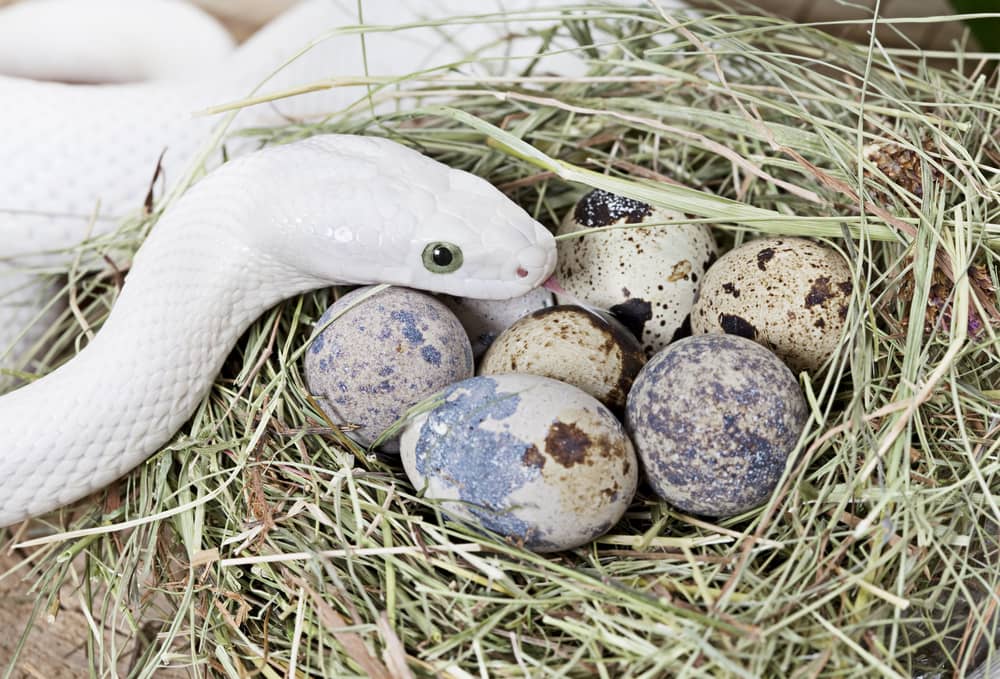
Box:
left=305, top=286, right=473, bottom=448
left=400, top=374, right=637, bottom=552
left=625, top=334, right=808, bottom=517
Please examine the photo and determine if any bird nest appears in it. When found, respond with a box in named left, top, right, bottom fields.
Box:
left=3, top=3, right=999, bottom=677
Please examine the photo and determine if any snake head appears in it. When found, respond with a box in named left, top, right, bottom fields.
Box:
left=402, top=166, right=556, bottom=300
left=257, top=135, right=556, bottom=301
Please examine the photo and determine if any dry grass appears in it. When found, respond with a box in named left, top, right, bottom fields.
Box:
left=3, top=3, right=1000, bottom=678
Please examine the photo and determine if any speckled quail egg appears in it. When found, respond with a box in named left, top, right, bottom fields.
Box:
left=478, top=305, right=645, bottom=410
left=555, top=188, right=717, bottom=357
left=691, top=237, right=853, bottom=373
left=305, top=286, right=473, bottom=448
left=439, top=287, right=554, bottom=358
left=626, top=334, right=808, bottom=517
left=400, top=374, right=638, bottom=552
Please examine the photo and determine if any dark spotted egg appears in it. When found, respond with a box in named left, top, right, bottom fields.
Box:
left=555, top=189, right=717, bottom=357
left=478, top=305, right=645, bottom=410
left=305, top=286, right=473, bottom=449
left=692, top=237, right=853, bottom=373
left=626, top=334, right=808, bottom=517
left=400, top=374, right=637, bottom=552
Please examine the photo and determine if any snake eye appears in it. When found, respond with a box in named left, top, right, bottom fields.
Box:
left=422, top=242, right=463, bottom=274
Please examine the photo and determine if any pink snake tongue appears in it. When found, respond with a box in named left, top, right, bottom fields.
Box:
left=542, top=276, right=566, bottom=295
left=542, top=276, right=604, bottom=316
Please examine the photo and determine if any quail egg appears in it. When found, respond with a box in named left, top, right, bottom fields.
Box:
left=555, top=188, right=717, bottom=356
left=479, top=305, right=645, bottom=410
left=305, top=286, right=473, bottom=448
left=400, top=374, right=638, bottom=552
left=692, top=237, right=853, bottom=373
left=625, top=334, right=808, bottom=517
left=439, top=287, right=554, bottom=358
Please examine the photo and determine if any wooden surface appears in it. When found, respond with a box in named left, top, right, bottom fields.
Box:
left=0, top=552, right=99, bottom=677
left=187, top=0, right=294, bottom=41
left=0, top=553, right=159, bottom=677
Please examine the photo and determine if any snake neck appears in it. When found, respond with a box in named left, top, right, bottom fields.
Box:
left=0, top=172, right=322, bottom=525
left=90, top=172, right=321, bottom=390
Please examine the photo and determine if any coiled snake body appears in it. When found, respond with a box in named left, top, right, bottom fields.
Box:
left=0, top=0, right=352, bottom=370
left=0, top=3, right=557, bottom=526
left=0, top=134, right=555, bottom=526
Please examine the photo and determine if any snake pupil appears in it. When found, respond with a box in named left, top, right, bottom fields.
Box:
left=432, top=246, right=453, bottom=267
left=422, top=241, right=463, bottom=274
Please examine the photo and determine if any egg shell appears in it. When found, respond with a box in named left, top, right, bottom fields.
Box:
left=439, top=287, right=554, bottom=358
left=478, top=305, right=646, bottom=410
left=692, top=237, right=852, bottom=374
left=305, top=286, right=473, bottom=448
left=555, top=188, right=718, bottom=357
left=625, top=334, right=808, bottom=517
left=400, top=374, right=638, bottom=552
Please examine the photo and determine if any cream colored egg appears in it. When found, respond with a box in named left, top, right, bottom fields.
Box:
left=691, top=237, right=853, bottom=373
left=479, top=305, right=645, bottom=410
left=555, top=189, right=717, bottom=357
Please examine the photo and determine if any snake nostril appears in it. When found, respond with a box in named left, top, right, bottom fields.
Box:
left=516, top=267, right=529, bottom=278
left=517, top=245, right=548, bottom=269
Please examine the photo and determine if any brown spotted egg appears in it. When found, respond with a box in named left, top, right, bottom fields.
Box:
left=555, top=189, right=717, bottom=357
left=478, top=305, right=645, bottom=410
left=400, top=374, right=638, bottom=552
left=691, top=237, right=853, bottom=373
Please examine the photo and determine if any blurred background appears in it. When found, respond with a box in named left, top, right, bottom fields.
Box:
left=0, top=0, right=979, bottom=49
left=693, top=0, right=968, bottom=51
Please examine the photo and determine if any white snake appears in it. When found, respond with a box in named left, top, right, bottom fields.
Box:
left=0, top=1, right=561, bottom=525
left=4, top=4, right=988, bottom=677
left=0, top=0, right=348, bottom=373
left=0, top=0, right=592, bottom=373
left=0, top=0, right=236, bottom=82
